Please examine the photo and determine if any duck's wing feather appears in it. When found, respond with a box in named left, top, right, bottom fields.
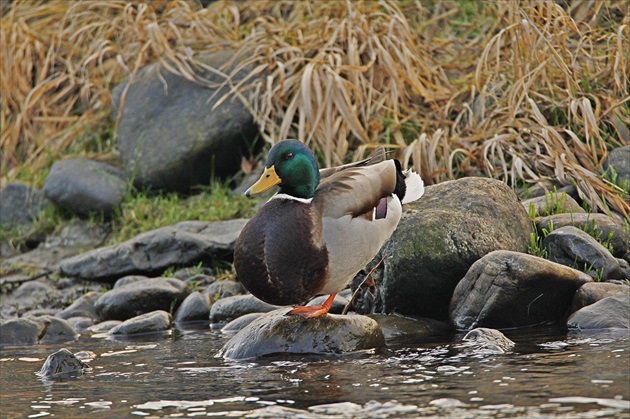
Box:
left=318, top=146, right=387, bottom=180
left=313, top=159, right=397, bottom=219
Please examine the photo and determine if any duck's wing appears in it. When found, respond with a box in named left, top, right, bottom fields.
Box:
left=318, top=146, right=387, bottom=180
left=313, top=159, right=397, bottom=219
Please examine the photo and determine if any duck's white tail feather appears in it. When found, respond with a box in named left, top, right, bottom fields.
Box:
left=401, top=169, right=424, bottom=204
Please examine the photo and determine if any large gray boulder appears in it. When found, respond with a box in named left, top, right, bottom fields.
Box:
left=356, top=177, right=533, bottom=319
left=59, top=219, right=247, bottom=283
left=217, top=309, right=385, bottom=359
left=544, top=226, right=624, bottom=280
left=449, top=250, right=592, bottom=329
left=537, top=213, right=628, bottom=258
left=94, top=277, right=189, bottom=321
left=112, top=50, right=260, bottom=192
left=43, top=158, right=127, bottom=217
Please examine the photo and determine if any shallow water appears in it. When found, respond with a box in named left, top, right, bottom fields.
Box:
left=1, top=323, right=628, bottom=418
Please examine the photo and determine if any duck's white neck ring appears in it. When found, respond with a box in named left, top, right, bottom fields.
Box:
left=270, top=193, right=313, bottom=204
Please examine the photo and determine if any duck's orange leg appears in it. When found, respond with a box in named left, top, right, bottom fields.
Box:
left=288, top=294, right=337, bottom=318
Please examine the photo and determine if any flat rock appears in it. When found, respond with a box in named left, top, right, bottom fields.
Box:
left=43, top=158, right=127, bottom=217
left=173, top=291, right=211, bottom=323
left=109, top=310, right=173, bottom=335
left=571, top=282, right=630, bottom=313
left=0, top=182, right=50, bottom=227
left=37, top=348, right=90, bottom=377
left=449, top=250, right=592, bottom=329
left=544, top=226, right=623, bottom=280
left=59, top=219, right=248, bottom=283
left=217, top=309, right=385, bottom=359
left=113, top=50, right=260, bottom=192
left=95, top=277, right=189, bottom=321
left=537, top=213, right=628, bottom=258
left=210, top=294, right=280, bottom=327
left=357, top=177, right=533, bottom=319
left=567, top=294, right=630, bottom=329
left=57, top=291, right=102, bottom=320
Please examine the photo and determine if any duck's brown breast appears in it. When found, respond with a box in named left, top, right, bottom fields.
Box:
left=234, top=198, right=329, bottom=306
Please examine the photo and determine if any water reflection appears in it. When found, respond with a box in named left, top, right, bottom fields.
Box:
left=0, top=327, right=627, bottom=418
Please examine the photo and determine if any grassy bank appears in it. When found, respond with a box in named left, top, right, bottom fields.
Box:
left=1, top=0, right=628, bottom=245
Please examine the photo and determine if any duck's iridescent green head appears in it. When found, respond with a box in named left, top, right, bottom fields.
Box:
left=245, top=140, right=320, bottom=199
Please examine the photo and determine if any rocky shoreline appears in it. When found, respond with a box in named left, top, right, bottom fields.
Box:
left=1, top=56, right=628, bottom=365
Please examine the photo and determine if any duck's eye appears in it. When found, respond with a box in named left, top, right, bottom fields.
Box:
left=285, top=152, right=294, bottom=160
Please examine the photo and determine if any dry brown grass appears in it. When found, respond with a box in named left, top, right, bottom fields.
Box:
left=2, top=0, right=628, bottom=216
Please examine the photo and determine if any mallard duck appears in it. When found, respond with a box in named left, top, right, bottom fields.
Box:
left=234, top=140, right=424, bottom=318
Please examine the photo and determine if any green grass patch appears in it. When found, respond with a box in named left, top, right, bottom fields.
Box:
left=109, top=182, right=259, bottom=244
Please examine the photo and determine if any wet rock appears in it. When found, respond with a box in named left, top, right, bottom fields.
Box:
left=37, top=316, right=79, bottom=344
left=210, top=294, right=280, bottom=327
left=59, top=219, right=248, bottom=283
left=449, top=250, right=592, bottom=329
left=544, top=226, right=623, bottom=280
left=602, top=145, right=630, bottom=194
left=66, top=316, right=94, bottom=331
left=43, top=158, right=127, bottom=217
left=203, top=280, right=246, bottom=300
left=88, top=320, right=122, bottom=333
left=0, top=317, right=46, bottom=345
left=537, top=213, right=628, bottom=257
left=364, top=177, right=533, bottom=319
left=217, top=309, right=385, bottom=359
left=0, top=315, right=78, bottom=345
left=95, top=277, right=188, bottom=321
left=306, top=294, right=349, bottom=315
left=522, top=192, right=585, bottom=217
left=37, top=348, right=90, bottom=377
left=567, top=294, right=630, bottom=329
left=221, top=313, right=263, bottom=333
left=369, top=314, right=451, bottom=344
left=570, top=282, right=630, bottom=313
left=459, top=328, right=515, bottom=354
left=0, top=182, right=50, bottom=228
left=57, top=291, right=101, bottom=320
left=109, top=310, right=173, bottom=335
left=113, top=50, right=260, bottom=193
left=173, top=292, right=211, bottom=323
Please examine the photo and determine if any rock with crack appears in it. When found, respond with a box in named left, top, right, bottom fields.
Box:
left=449, top=250, right=592, bottom=329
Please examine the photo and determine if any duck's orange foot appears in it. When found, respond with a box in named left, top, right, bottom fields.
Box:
left=287, top=294, right=337, bottom=319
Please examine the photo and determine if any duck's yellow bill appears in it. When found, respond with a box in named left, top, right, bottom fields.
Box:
left=245, top=165, right=281, bottom=197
